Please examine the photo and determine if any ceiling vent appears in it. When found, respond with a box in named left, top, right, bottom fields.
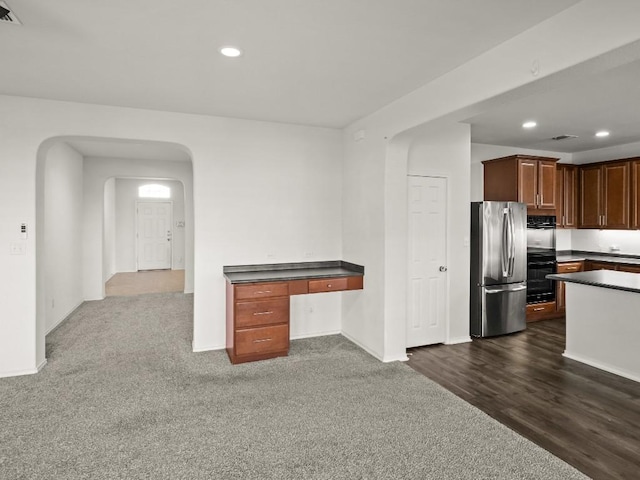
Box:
left=0, top=1, right=21, bottom=25
left=551, top=134, right=579, bottom=141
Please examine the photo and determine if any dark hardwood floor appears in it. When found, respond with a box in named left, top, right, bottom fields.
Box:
left=407, top=319, right=640, bottom=480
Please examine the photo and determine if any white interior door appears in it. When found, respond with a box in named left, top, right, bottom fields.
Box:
left=137, top=201, right=172, bottom=271
left=407, top=176, right=447, bottom=348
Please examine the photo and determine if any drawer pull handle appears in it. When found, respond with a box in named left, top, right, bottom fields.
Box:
left=533, top=307, right=544, bottom=311
left=567, top=267, right=577, bottom=270
left=253, top=311, right=273, bottom=316
left=327, top=284, right=332, bottom=288
left=253, top=338, right=272, bottom=343
left=254, top=290, right=272, bottom=295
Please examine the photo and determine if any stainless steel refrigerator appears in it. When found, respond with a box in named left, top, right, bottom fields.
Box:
left=470, top=201, right=527, bottom=337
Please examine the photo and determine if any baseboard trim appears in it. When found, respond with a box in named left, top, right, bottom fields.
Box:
left=192, top=342, right=225, bottom=353
left=446, top=336, right=472, bottom=345
left=0, top=366, right=40, bottom=378
left=340, top=330, right=384, bottom=362
left=37, top=358, right=47, bottom=372
left=291, top=329, right=341, bottom=340
left=383, top=353, right=410, bottom=362
left=45, top=300, right=84, bottom=335
left=563, top=351, right=640, bottom=383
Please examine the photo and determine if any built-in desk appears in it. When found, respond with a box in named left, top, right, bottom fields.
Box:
left=547, top=270, right=640, bottom=383
left=223, top=261, right=364, bottom=364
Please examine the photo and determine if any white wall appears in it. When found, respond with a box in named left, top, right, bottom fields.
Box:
left=115, top=178, right=185, bottom=272
left=570, top=229, right=640, bottom=255
left=342, top=1, right=640, bottom=362
left=43, top=142, right=84, bottom=334
left=4, top=1, right=640, bottom=376
left=0, top=94, right=343, bottom=376
left=407, top=122, right=472, bottom=344
left=103, top=178, right=116, bottom=282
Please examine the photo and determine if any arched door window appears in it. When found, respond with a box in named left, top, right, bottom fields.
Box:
left=138, top=184, right=171, bottom=199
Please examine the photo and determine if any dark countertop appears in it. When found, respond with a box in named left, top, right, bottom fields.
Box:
left=547, top=270, right=640, bottom=294
left=223, top=260, right=364, bottom=284
left=556, top=251, right=640, bottom=265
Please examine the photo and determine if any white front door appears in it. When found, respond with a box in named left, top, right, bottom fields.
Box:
left=407, top=176, right=447, bottom=348
left=137, top=201, right=172, bottom=271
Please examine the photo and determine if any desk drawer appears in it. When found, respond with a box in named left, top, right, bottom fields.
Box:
left=557, top=261, right=584, bottom=274
left=235, top=298, right=289, bottom=328
left=235, top=282, right=289, bottom=300
left=308, top=277, right=348, bottom=293
left=235, top=324, right=289, bottom=356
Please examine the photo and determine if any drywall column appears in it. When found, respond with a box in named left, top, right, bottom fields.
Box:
left=44, top=142, right=84, bottom=334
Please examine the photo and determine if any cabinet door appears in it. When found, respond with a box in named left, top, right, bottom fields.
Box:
left=579, top=165, right=602, bottom=228
left=563, top=165, right=578, bottom=228
left=556, top=280, right=566, bottom=313
left=585, top=260, right=617, bottom=271
left=537, top=160, right=557, bottom=210
left=556, top=166, right=565, bottom=227
left=632, top=160, right=640, bottom=229
left=602, top=161, right=630, bottom=229
left=517, top=159, right=538, bottom=208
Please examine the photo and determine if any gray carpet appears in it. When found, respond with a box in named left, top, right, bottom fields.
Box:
left=0, top=293, right=587, bottom=479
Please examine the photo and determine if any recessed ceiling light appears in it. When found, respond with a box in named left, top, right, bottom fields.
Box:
left=522, top=121, right=537, bottom=129
left=219, top=46, right=243, bottom=58
left=595, top=130, right=610, bottom=137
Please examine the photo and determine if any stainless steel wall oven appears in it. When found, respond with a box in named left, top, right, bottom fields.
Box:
left=526, top=216, right=556, bottom=304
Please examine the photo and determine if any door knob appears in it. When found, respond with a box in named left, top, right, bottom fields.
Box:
left=439, top=266, right=447, bottom=272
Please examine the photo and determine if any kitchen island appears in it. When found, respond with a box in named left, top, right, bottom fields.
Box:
left=547, top=270, right=640, bottom=383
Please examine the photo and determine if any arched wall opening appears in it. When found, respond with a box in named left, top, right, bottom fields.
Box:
left=36, top=136, right=194, bottom=364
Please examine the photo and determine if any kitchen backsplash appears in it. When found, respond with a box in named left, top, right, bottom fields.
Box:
left=562, top=229, right=640, bottom=255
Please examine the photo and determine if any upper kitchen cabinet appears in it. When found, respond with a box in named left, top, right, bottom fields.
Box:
left=556, top=164, right=578, bottom=228
left=632, top=159, right=640, bottom=229
left=579, top=160, right=631, bottom=229
left=482, top=155, right=558, bottom=215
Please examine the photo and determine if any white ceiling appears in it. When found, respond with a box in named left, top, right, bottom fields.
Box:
left=0, top=0, right=580, bottom=129
left=465, top=58, right=640, bottom=153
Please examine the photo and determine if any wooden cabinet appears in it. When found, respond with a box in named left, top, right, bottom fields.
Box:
left=556, top=164, right=578, bottom=228
left=618, top=264, right=640, bottom=273
left=526, top=301, right=557, bottom=322
left=556, top=261, right=584, bottom=313
left=483, top=155, right=558, bottom=215
left=632, top=159, right=640, bottom=229
left=226, top=275, right=363, bottom=364
left=579, top=161, right=631, bottom=229
left=584, top=260, right=617, bottom=271
left=226, top=282, right=290, bottom=364
left=583, top=260, right=640, bottom=273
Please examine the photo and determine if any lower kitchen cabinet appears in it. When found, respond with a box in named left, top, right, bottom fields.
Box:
left=526, top=301, right=558, bottom=322
left=618, top=264, right=640, bottom=273
left=556, top=261, right=584, bottom=314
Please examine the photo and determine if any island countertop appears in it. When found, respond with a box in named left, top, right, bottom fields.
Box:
left=223, top=260, right=364, bottom=284
left=547, top=270, right=640, bottom=295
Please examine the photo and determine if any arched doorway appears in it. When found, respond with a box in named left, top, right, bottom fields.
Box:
left=35, top=136, right=194, bottom=363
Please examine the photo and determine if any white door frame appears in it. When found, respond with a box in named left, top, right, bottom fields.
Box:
left=406, top=174, right=450, bottom=348
left=135, top=200, right=173, bottom=271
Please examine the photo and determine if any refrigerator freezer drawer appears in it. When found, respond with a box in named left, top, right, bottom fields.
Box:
left=479, top=283, right=526, bottom=337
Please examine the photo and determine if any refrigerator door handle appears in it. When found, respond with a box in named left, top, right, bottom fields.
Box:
left=508, top=207, right=516, bottom=277
left=485, top=284, right=527, bottom=294
left=501, top=209, right=509, bottom=277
